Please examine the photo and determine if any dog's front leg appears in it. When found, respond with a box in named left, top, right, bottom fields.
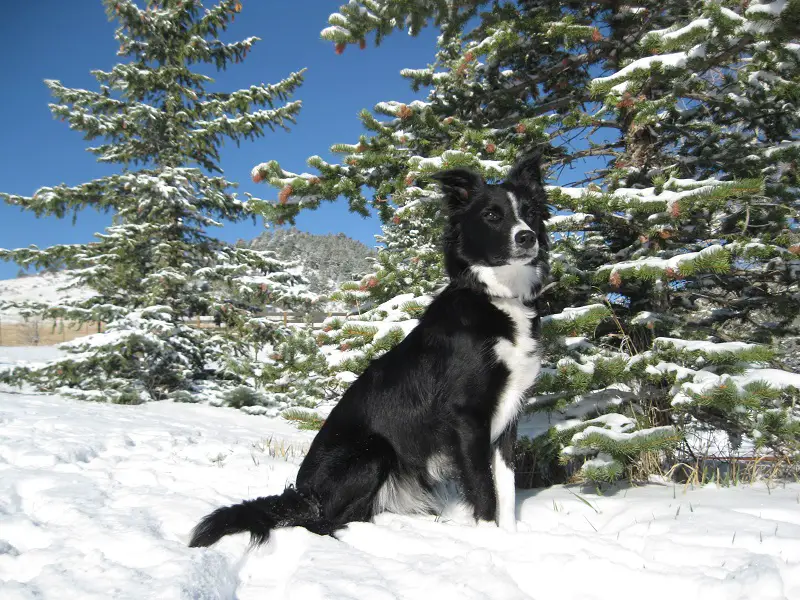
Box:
left=493, top=424, right=517, bottom=532
left=453, top=414, right=496, bottom=523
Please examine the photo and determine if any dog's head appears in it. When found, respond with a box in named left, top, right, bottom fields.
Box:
left=432, top=153, right=550, bottom=301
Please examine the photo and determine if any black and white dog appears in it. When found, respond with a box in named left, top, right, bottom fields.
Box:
left=189, top=153, right=550, bottom=548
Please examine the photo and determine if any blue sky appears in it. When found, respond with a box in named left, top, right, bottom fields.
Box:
left=0, top=1, right=440, bottom=280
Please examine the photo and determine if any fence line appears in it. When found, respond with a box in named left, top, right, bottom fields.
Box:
left=0, top=312, right=348, bottom=347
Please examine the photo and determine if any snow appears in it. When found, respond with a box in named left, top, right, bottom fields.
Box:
left=593, top=51, right=696, bottom=85
left=0, top=345, right=66, bottom=366
left=0, top=273, right=95, bottom=323
left=720, top=7, right=746, bottom=23
left=646, top=361, right=698, bottom=382
left=673, top=368, right=800, bottom=405
left=548, top=179, right=728, bottom=212
left=631, top=311, right=672, bottom=327
left=323, top=317, right=419, bottom=368
left=542, top=303, right=607, bottom=324
left=764, top=140, right=800, bottom=157
left=572, top=424, right=675, bottom=445
left=646, top=19, right=710, bottom=43
left=581, top=452, right=618, bottom=467
left=522, top=390, right=636, bottom=441
left=655, top=337, right=758, bottom=354
left=602, top=244, right=726, bottom=276
left=545, top=185, right=586, bottom=199
left=547, top=212, right=592, bottom=229
left=2, top=387, right=799, bottom=599
left=406, top=152, right=509, bottom=179
left=369, top=293, right=430, bottom=321
left=746, top=0, right=789, bottom=18
left=611, top=80, right=630, bottom=94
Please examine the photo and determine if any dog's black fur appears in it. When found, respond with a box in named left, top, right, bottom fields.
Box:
left=189, top=154, right=550, bottom=548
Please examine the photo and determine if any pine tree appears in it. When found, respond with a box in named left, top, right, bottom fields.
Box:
left=0, top=0, right=313, bottom=405
left=250, top=0, right=800, bottom=482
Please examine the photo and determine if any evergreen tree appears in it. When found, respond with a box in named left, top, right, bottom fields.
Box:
left=0, top=0, right=313, bottom=404
left=251, top=0, right=800, bottom=481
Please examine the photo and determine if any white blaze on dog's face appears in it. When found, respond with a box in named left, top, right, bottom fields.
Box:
left=462, top=186, right=541, bottom=267
left=433, top=154, right=550, bottom=299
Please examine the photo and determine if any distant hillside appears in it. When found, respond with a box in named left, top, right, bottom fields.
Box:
left=0, top=272, right=96, bottom=323
left=245, top=228, right=376, bottom=296
left=0, top=230, right=374, bottom=322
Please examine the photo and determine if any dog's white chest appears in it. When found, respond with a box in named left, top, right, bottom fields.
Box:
left=490, top=298, right=540, bottom=440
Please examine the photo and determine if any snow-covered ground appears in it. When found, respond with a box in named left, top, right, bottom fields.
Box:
left=1, top=383, right=798, bottom=599
left=0, top=273, right=95, bottom=323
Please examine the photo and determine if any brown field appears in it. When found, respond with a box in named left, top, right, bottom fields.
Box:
left=0, top=319, right=106, bottom=347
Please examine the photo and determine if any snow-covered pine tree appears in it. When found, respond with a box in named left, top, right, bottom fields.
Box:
left=249, top=0, right=800, bottom=482
left=0, top=0, right=315, bottom=405
left=563, top=0, right=800, bottom=478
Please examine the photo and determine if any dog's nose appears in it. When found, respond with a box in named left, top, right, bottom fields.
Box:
left=515, top=230, right=535, bottom=249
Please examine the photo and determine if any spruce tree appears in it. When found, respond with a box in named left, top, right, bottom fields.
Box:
left=251, top=0, right=800, bottom=481
left=0, top=0, right=313, bottom=405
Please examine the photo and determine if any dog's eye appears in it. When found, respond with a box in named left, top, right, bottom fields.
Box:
left=483, top=209, right=501, bottom=222
left=524, top=207, right=539, bottom=222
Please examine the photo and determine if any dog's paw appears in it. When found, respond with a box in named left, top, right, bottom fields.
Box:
left=497, top=517, right=517, bottom=533
left=515, top=520, right=532, bottom=533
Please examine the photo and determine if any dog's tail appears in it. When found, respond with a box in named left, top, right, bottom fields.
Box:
left=188, top=486, right=332, bottom=547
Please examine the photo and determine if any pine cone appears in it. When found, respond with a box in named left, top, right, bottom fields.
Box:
left=616, top=93, right=635, bottom=109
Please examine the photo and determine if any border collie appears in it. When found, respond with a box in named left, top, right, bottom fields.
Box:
left=189, top=153, right=550, bottom=547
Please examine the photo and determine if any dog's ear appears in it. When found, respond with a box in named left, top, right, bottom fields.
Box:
left=430, top=168, right=484, bottom=207
left=509, top=152, right=551, bottom=222
left=507, top=152, right=544, bottom=189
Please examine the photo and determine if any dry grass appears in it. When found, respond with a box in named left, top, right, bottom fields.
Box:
left=0, top=319, right=105, bottom=347
left=664, top=454, right=799, bottom=490
left=250, top=434, right=310, bottom=464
